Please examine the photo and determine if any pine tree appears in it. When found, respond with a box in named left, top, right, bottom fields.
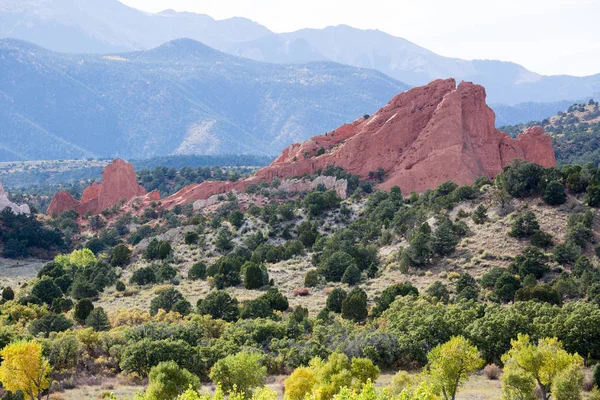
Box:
left=472, top=205, right=487, bottom=224
left=432, top=218, right=459, bottom=256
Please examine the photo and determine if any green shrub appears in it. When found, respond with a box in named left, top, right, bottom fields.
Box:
left=184, top=231, right=199, bottom=245
left=493, top=273, right=521, bottom=303
left=341, top=288, right=368, bottom=322
left=156, top=263, right=177, bottom=283
left=304, top=270, right=321, bottom=287
left=158, top=241, right=172, bottom=260
left=111, top=244, right=131, bottom=267
left=593, top=363, right=600, bottom=389
left=2, top=286, right=14, bottom=301
left=510, top=247, right=549, bottom=279
left=29, top=313, right=73, bottom=338
left=74, top=299, right=94, bottom=324
left=426, top=281, right=450, bottom=303
left=326, top=288, right=347, bottom=313
left=85, top=307, right=111, bottom=331
left=115, top=280, right=126, bottom=292
left=145, top=361, right=200, bottom=400
left=318, top=251, right=356, bottom=282
left=31, top=277, right=62, bottom=305
left=130, top=266, right=157, bottom=286
left=150, top=288, right=186, bottom=315
left=188, top=262, right=207, bottom=280
left=472, top=205, right=487, bottom=224
left=197, top=291, right=239, bottom=322
left=543, top=181, right=567, bottom=206
left=510, top=211, right=540, bottom=238
left=515, top=284, right=561, bottom=305
left=481, top=267, right=508, bottom=289
left=240, top=298, right=273, bottom=319
left=531, top=231, right=553, bottom=248
left=341, top=265, right=362, bottom=286
left=554, top=241, right=582, bottom=265
left=371, top=283, right=419, bottom=316
left=498, top=160, right=544, bottom=198
left=228, top=211, right=245, bottom=229
left=209, top=352, right=266, bottom=395
left=588, top=184, right=600, bottom=207
left=243, top=262, right=267, bottom=290
left=262, top=288, right=289, bottom=312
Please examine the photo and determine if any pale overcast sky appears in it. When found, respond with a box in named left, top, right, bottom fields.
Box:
left=120, top=0, right=599, bottom=77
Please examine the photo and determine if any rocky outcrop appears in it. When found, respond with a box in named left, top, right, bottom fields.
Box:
left=252, top=78, right=556, bottom=193
left=47, top=159, right=147, bottom=216
left=161, top=79, right=555, bottom=209
left=0, top=182, right=30, bottom=215
left=50, top=80, right=556, bottom=214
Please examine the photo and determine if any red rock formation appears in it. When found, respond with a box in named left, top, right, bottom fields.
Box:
left=47, top=159, right=147, bottom=216
left=160, top=79, right=555, bottom=208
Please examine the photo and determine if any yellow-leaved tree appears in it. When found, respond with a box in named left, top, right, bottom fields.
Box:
left=0, top=340, right=51, bottom=400
left=426, top=336, right=483, bottom=400
left=54, top=248, right=97, bottom=268
left=501, top=334, right=584, bottom=400
left=283, top=353, right=379, bottom=400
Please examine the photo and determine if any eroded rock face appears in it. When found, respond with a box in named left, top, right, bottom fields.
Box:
left=51, top=80, right=556, bottom=214
left=161, top=79, right=555, bottom=208
left=0, top=182, right=30, bottom=215
left=47, top=159, right=147, bottom=215
left=253, top=79, right=556, bottom=193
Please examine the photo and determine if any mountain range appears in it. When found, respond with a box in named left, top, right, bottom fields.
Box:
left=0, top=38, right=407, bottom=161
left=2, top=0, right=600, bottom=105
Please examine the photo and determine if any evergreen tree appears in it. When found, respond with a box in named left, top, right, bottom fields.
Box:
left=326, top=288, right=347, bottom=313
left=472, top=204, right=487, bottom=224
left=244, top=262, right=267, bottom=290
left=74, top=299, right=94, bottom=324
left=110, top=244, right=131, bottom=267
left=341, top=288, right=368, bottom=322
left=341, top=265, right=362, bottom=286
left=404, top=223, right=433, bottom=267
left=543, top=181, right=567, bottom=206
left=587, top=184, right=600, bottom=207
left=510, top=211, right=540, bottom=238
left=85, top=307, right=111, bottom=331
left=188, top=262, right=207, bottom=280
left=432, top=218, right=459, bottom=256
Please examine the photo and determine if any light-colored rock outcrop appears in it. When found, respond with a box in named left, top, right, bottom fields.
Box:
left=0, top=182, right=30, bottom=215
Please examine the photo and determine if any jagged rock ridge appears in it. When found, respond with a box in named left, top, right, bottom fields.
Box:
left=160, top=78, right=556, bottom=207
left=47, top=79, right=556, bottom=215
left=47, top=159, right=147, bottom=215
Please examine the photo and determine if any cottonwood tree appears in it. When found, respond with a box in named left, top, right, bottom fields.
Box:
left=501, top=334, right=583, bottom=400
left=0, top=340, right=51, bottom=400
left=426, top=336, right=483, bottom=400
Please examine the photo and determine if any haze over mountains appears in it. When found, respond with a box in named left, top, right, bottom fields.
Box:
left=2, top=0, right=600, bottom=106
left=0, top=38, right=407, bottom=161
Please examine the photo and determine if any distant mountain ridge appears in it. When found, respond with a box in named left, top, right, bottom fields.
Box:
left=2, top=0, right=600, bottom=105
left=0, top=38, right=408, bottom=161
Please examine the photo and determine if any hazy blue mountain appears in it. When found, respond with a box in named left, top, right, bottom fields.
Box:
left=0, top=38, right=408, bottom=161
left=0, top=0, right=271, bottom=53
left=2, top=1, right=600, bottom=108
left=492, top=100, right=578, bottom=127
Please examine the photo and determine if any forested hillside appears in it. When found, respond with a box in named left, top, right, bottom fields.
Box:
left=0, top=159, right=599, bottom=399
left=501, top=100, right=600, bottom=167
